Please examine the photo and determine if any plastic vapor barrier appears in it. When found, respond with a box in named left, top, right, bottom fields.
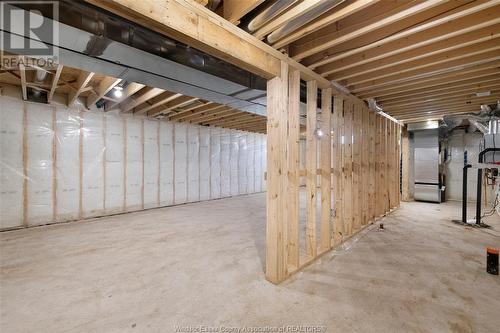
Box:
left=209, top=127, right=221, bottom=199
left=174, top=122, right=188, bottom=204
left=56, top=107, right=80, bottom=221
left=0, top=95, right=267, bottom=230
left=220, top=129, right=231, bottom=198
left=105, top=114, right=125, bottom=214
left=199, top=126, right=210, bottom=201
left=143, top=119, right=159, bottom=209
left=26, top=103, right=54, bottom=225
left=230, top=130, right=239, bottom=196
left=126, top=117, right=143, bottom=211
left=159, top=121, right=174, bottom=206
left=0, top=97, right=23, bottom=228
left=187, top=125, right=200, bottom=203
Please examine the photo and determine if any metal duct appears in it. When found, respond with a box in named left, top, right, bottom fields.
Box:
left=367, top=98, right=383, bottom=113
left=442, top=102, right=500, bottom=132
left=267, top=0, right=345, bottom=44
left=13, top=0, right=267, bottom=91
left=248, top=0, right=299, bottom=32
left=469, top=119, right=489, bottom=133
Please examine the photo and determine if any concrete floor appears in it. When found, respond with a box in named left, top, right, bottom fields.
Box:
left=1, top=194, right=499, bottom=332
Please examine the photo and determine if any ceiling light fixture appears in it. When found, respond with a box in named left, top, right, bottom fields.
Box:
left=113, top=86, right=123, bottom=98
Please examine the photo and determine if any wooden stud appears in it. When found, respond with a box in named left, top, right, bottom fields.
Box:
left=287, top=68, right=300, bottom=270
left=305, top=80, right=318, bottom=259
left=320, top=87, right=332, bottom=252
left=352, top=104, right=362, bottom=231
left=332, top=96, right=344, bottom=245
left=342, top=102, right=353, bottom=236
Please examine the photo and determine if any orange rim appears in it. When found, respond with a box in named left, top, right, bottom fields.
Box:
left=487, top=247, right=499, bottom=255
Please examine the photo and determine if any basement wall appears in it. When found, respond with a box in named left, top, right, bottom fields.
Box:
left=0, top=94, right=267, bottom=230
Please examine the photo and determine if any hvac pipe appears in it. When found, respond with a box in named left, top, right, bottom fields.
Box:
left=267, top=0, right=345, bottom=44
left=248, top=0, right=299, bottom=32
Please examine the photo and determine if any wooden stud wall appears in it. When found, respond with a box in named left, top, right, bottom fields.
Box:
left=266, top=77, right=401, bottom=283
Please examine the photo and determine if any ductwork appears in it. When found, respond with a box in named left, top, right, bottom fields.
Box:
left=248, top=0, right=299, bottom=32
left=267, top=0, right=345, bottom=44
left=442, top=101, right=500, bottom=133
left=367, top=98, right=383, bottom=113
left=5, top=1, right=269, bottom=115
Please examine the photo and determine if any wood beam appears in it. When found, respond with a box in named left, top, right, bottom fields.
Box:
left=86, top=76, right=122, bottom=108
left=48, top=64, right=63, bottom=103
left=106, top=82, right=145, bottom=110
left=86, top=0, right=279, bottom=79
left=292, top=0, right=443, bottom=61
left=309, top=2, right=500, bottom=69
left=254, top=0, right=326, bottom=40
left=377, top=73, right=500, bottom=103
left=19, top=61, right=27, bottom=101
left=349, top=50, right=500, bottom=93
left=272, top=0, right=379, bottom=49
left=358, top=61, right=500, bottom=99
left=381, top=85, right=500, bottom=109
left=120, top=87, right=164, bottom=113
left=68, top=71, right=94, bottom=106
left=318, top=20, right=500, bottom=77
left=134, top=92, right=182, bottom=115
left=337, top=39, right=500, bottom=86
left=168, top=101, right=214, bottom=120
left=223, top=0, right=265, bottom=25
left=149, top=96, right=199, bottom=117
left=84, top=0, right=333, bottom=88
left=176, top=105, right=227, bottom=122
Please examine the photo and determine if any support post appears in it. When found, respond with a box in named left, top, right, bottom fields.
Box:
left=266, top=61, right=289, bottom=284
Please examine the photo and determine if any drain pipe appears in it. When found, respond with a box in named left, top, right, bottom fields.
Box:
left=267, top=0, right=345, bottom=44
left=248, top=0, right=299, bottom=32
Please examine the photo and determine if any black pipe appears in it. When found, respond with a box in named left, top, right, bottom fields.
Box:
left=475, top=148, right=500, bottom=225
left=462, top=151, right=471, bottom=223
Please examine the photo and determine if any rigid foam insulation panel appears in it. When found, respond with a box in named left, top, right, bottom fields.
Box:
left=104, top=114, right=125, bottom=214
left=230, top=129, right=239, bottom=196
left=82, top=111, right=104, bottom=217
left=210, top=127, right=221, bottom=199
left=254, top=134, right=262, bottom=193
left=262, top=135, right=267, bottom=191
left=187, top=124, right=200, bottom=203
left=143, top=119, right=159, bottom=209
left=125, top=117, right=143, bottom=211
left=247, top=133, right=255, bottom=194
left=238, top=132, right=248, bottom=195
left=174, top=122, right=188, bottom=204
left=56, top=107, right=80, bottom=221
left=220, top=128, right=231, bottom=197
left=26, top=103, right=54, bottom=225
left=199, top=126, right=211, bottom=201
left=159, top=121, right=174, bottom=206
left=0, top=97, right=24, bottom=228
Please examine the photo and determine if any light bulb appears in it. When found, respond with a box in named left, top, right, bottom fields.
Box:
left=113, top=87, right=123, bottom=98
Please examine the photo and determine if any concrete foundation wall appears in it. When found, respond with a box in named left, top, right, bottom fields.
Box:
left=0, top=94, right=267, bottom=230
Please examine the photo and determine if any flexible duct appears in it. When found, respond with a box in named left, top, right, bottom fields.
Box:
left=267, top=0, right=345, bottom=44
left=248, top=0, right=299, bottom=32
